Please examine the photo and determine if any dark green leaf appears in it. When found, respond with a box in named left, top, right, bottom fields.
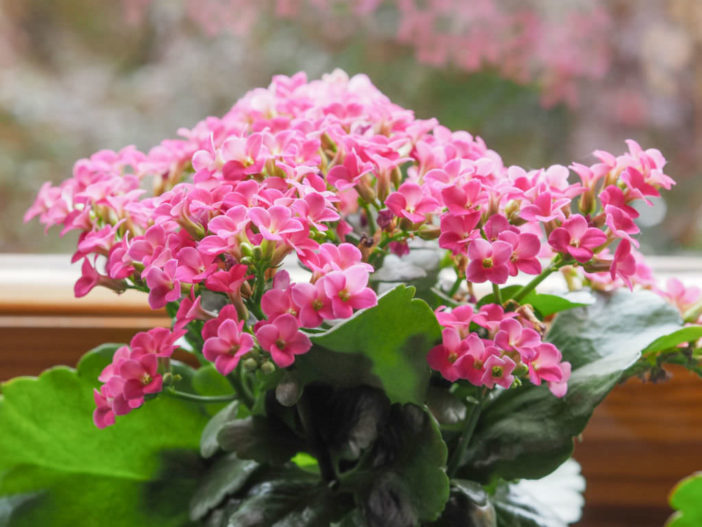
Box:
left=0, top=346, right=208, bottom=527
left=201, top=402, right=239, bottom=458
left=189, top=453, right=260, bottom=521
left=430, top=480, right=496, bottom=527
left=304, top=384, right=389, bottom=462
left=426, top=385, right=466, bottom=428
left=354, top=404, right=449, bottom=526
left=217, top=415, right=305, bottom=465
left=668, top=472, right=702, bottom=527
left=464, top=290, right=683, bottom=481
left=306, top=285, right=441, bottom=405
left=221, top=470, right=351, bottom=527
left=642, top=326, right=702, bottom=355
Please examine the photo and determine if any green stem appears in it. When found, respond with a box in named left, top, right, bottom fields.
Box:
left=492, top=282, right=502, bottom=305
left=511, top=256, right=566, bottom=304
left=227, top=367, right=255, bottom=410
left=447, top=394, right=484, bottom=478
left=446, top=274, right=463, bottom=297
left=164, top=389, right=237, bottom=404
left=362, top=203, right=377, bottom=236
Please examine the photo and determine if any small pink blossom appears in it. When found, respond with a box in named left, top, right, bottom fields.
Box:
left=203, top=318, right=255, bottom=375
left=321, top=265, right=378, bottom=319
left=480, top=354, right=516, bottom=389
left=119, top=354, right=163, bottom=401
left=144, top=259, right=182, bottom=309
left=255, top=314, right=311, bottom=368
left=385, top=182, right=440, bottom=224
left=548, top=215, right=607, bottom=263
left=466, top=238, right=512, bottom=284
left=438, top=212, right=480, bottom=255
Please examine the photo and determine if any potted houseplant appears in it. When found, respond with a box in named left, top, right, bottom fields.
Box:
left=5, top=70, right=702, bottom=526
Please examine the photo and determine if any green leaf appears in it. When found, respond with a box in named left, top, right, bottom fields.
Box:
left=189, top=453, right=260, bottom=522
left=214, top=469, right=352, bottom=527
left=492, top=459, right=584, bottom=527
left=304, top=384, right=390, bottom=463
left=668, top=472, right=702, bottom=527
left=217, top=415, right=306, bottom=465
left=463, top=289, right=683, bottom=481
left=642, top=326, right=702, bottom=355
left=0, top=347, right=209, bottom=527
left=191, top=364, right=236, bottom=415
left=429, top=480, right=496, bottom=526
left=305, top=285, right=441, bottom=405
left=354, top=404, right=449, bottom=526
left=200, top=402, right=239, bottom=458
left=477, top=285, right=591, bottom=317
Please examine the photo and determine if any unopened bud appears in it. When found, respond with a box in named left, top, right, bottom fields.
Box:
left=242, top=357, right=258, bottom=371
left=579, top=190, right=596, bottom=216
left=261, top=360, right=276, bottom=375
left=417, top=224, right=440, bottom=240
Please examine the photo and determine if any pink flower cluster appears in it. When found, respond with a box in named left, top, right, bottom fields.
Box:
left=27, top=71, right=676, bottom=425
left=93, top=327, right=181, bottom=428
left=428, top=305, right=569, bottom=396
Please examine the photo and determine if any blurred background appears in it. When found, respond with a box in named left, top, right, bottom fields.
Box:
left=1, top=0, right=700, bottom=254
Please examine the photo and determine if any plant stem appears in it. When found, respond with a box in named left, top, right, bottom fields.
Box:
left=164, top=389, right=237, bottom=404
left=227, top=368, right=255, bottom=410
left=492, top=282, right=502, bottom=305
left=446, top=393, right=484, bottom=478
left=362, top=203, right=377, bottom=236
left=511, top=256, right=565, bottom=304
left=447, top=274, right=463, bottom=297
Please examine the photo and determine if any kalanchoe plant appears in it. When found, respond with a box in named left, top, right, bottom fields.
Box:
left=6, top=70, right=702, bottom=526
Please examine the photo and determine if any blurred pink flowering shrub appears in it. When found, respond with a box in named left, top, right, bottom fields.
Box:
left=124, top=0, right=611, bottom=106
left=14, top=71, right=702, bottom=526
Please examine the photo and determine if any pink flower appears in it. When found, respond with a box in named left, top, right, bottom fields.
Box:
left=438, top=212, right=480, bottom=255
left=119, top=354, right=163, bottom=401
left=498, top=231, right=542, bottom=276
left=494, top=319, right=541, bottom=361
left=385, top=182, right=439, bottom=224
left=255, top=314, right=311, bottom=368
left=203, top=318, right=255, bottom=375
left=466, top=238, right=512, bottom=284
left=292, top=192, right=340, bottom=231
left=130, top=327, right=180, bottom=358
left=520, top=192, right=570, bottom=223
left=527, top=342, right=571, bottom=397
left=326, top=151, right=372, bottom=190
left=427, top=328, right=472, bottom=382
left=441, top=179, right=483, bottom=216
left=205, top=264, right=251, bottom=296
left=435, top=305, right=474, bottom=338
left=248, top=206, right=304, bottom=242
left=609, top=238, right=637, bottom=288
left=659, top=278, right=701, bottom=314
left=321, top=265, right=378, bottom=319
left=93, top=387, right=115, bottom=429
left=144, top=259, right=181, bottom=309
left=291, top=281, right=332, bottom=328
left=175, top=247, right=218, bottom=283
left=473, top=303, right=516, bottom=331
left=548, top=215, right=607, bottom=263
left=604, top=205, right=639, bottom=245
left=480, top=354, right=516, bottom=389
